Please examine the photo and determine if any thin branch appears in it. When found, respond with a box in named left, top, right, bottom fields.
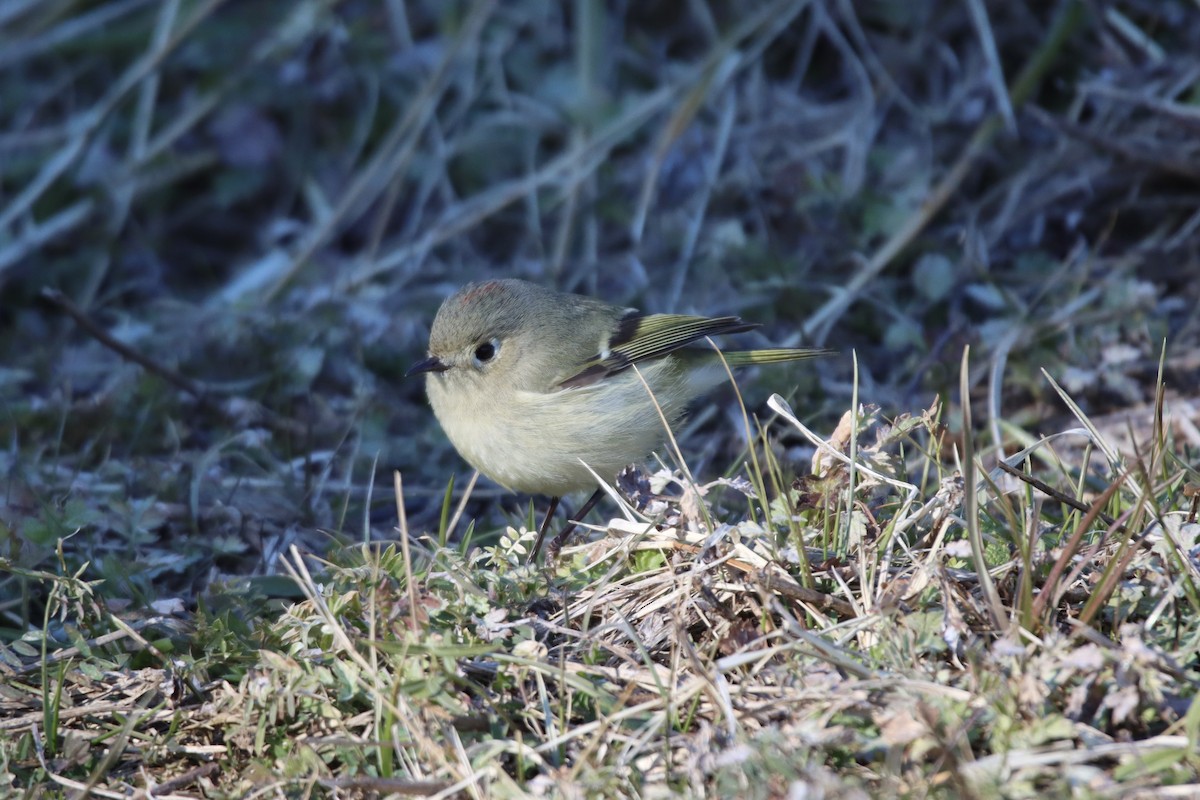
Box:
left=40, top=287, right=207, bottom=400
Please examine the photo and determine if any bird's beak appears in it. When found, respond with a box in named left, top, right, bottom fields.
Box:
left=406, top=355, right=450, bottom=378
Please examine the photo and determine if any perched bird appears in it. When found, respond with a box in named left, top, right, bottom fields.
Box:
left=407, top=278, right=827, bottom=560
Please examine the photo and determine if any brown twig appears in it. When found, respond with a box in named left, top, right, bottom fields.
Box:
left=1028, top=470, right=1127, bottom=624
left=40, top=286, right=310, bottom=436
left=319, top=776, right=452, bottom=795
left=759, top=567, right=858, bottom=620
left=40, top=287, right=208, bottom=400
left=997, top=460, right=1119, bottom=528
left=150, top=762, right=221, bottom=795
left=1027, top=104, right=1200, bottom=180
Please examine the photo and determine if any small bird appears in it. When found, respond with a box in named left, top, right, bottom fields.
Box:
left=407, top=278, right=827, bottom=560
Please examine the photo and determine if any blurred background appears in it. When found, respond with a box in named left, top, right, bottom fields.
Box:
left=1, top=0, right=1197, bottom=602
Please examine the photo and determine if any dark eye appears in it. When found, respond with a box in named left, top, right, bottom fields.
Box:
left=474, top=339, right=498, bottom=362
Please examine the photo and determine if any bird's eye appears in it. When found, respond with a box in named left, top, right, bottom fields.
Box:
left=474, top=339, right=498, bottom=363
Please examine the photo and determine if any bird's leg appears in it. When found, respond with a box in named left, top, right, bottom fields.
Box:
left=546, top=488, right=604, bottom=561
left=528, top=496, right=561, bottom=565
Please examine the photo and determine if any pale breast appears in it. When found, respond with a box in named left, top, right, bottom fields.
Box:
left=428, top=358, right=699, bottom=496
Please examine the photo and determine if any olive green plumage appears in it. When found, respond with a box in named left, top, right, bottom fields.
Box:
left=408, top=279, right=828, bottom=497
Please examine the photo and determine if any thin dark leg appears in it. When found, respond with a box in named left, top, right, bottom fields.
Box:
left=528, top=496, right=561, bottom=565
left=546, top=488, right=604, bottom=562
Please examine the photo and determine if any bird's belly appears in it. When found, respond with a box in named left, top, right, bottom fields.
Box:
left=429, top=369, right=686, bottom=497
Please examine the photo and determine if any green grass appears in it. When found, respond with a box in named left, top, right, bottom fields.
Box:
left=4, top=371, right=1199, bottom=797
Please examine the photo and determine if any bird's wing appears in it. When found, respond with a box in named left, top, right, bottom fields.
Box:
left=557, top=312, right=756, bottom=389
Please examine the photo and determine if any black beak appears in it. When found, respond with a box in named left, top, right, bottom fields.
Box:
left=406, top=356, right=450, bottom=378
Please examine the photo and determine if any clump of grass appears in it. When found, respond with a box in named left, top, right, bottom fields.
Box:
left=5, top=356, right=1197, bottom=796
